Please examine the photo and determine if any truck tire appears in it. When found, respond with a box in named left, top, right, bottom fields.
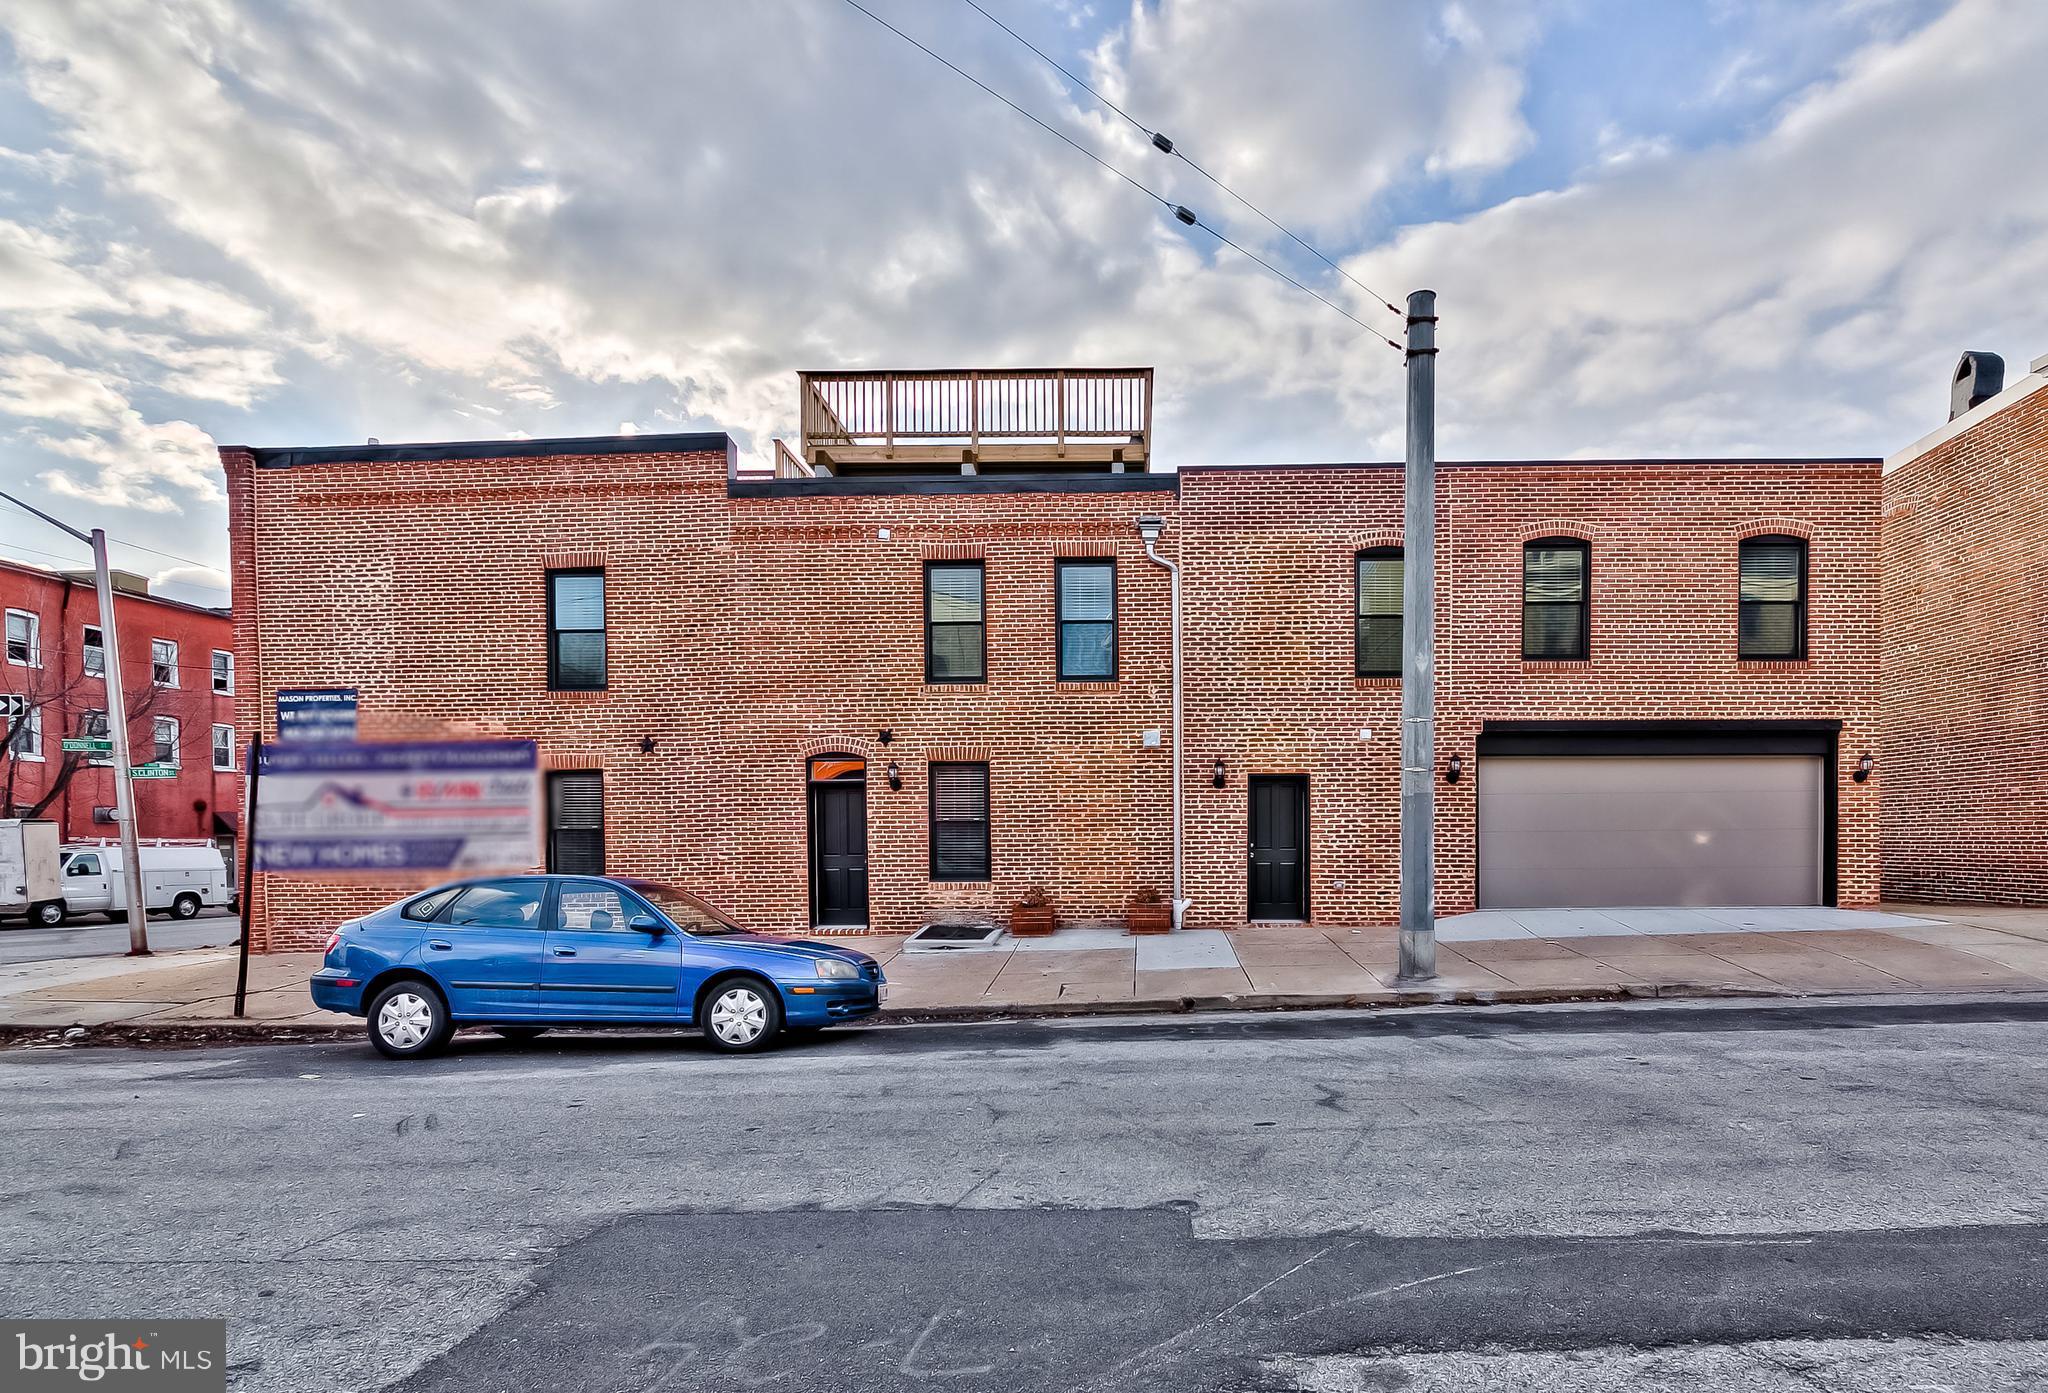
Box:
left=170, top=893, right=201, bottom=920
left=31, top=901, right=64, bottom=927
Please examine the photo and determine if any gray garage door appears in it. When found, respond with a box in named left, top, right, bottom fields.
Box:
left=1477, top=756, right=1822, bottom=908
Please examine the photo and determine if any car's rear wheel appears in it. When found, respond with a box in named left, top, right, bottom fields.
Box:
left=368, top=982, right=451, bottom=1060
left=701, top=977, right=781, bottom=1053
left=170, top=893, right=201, bottom=920
left=492, top=1026, right=549, bottom=1042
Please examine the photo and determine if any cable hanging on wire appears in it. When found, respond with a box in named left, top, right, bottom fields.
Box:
left=956, top=0, right=1407, bottom=324
left=838, top=0, right=1400, bottom=349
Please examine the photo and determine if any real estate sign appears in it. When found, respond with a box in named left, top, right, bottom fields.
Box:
left=252, top=739, right=539, bottom=874
left=276, top=688, right=359, bottom=742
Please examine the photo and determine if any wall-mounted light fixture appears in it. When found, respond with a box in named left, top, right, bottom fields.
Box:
left=1212, top=758, right=1226, bottom=789
left=886, top=760, right=902, bottom=791
left=1853, top=752, right=1874, bottom=783
left=1445, top=753, right=1464, bottom=784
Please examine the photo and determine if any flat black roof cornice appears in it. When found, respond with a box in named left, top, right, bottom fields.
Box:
left=242, top=432, right=735, bottom=469
left=730, top=473, right=1180, bottom=498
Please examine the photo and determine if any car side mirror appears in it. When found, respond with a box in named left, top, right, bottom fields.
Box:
left=629, top=914, right=667, bottom=935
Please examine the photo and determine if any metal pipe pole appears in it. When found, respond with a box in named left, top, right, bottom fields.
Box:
left=1138, top=516, right=1187, bottom=930
left=233, top=732, right=261, bottom=1016
left=1396, top=289, right=1438, bottom=983
left=90, top=529, right=151, bottom=956
left=0, top=489, right=150, bottom=955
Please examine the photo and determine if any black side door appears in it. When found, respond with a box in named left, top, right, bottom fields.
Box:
left=809, top=781, right=869, bottom=927
left=1249, top=776, right=1308, bottom=921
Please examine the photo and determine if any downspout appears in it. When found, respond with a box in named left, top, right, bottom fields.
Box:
left=1137, top=516, right=1187, bottom=930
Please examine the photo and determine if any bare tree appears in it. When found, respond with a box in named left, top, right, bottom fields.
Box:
left=0, top=656, right=172, bottom=821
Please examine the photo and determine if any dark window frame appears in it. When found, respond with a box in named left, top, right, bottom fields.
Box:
left=1054, top=558, right=1118, bottom=682
left=924, top=559, right=986, bottom=684
left=1521, top=537, right=1591, bottom=662
left=546, top=770, right=606, bottom=875
left=546, top=568, right=608, bottom=692
left=927, top=760, right=992, bottom=882
left=1738, top=534, right=1808, bottom=661
left=1355, top=547, right=1403, bottom=677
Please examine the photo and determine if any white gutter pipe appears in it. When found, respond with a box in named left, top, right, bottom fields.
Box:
left=1137, top=515, right=1188, bottom=930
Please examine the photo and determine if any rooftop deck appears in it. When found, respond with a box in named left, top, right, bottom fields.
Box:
left=792, top=368, right=1152, bottom=476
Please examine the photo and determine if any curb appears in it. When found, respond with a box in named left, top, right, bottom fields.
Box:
left=0, top=980, right=1833, bottom=1047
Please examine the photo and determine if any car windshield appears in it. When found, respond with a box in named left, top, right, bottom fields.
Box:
left=622, top=880, right=747, bottom=936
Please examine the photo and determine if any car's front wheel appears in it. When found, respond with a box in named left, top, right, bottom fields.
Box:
left=31, top=900, right=64, bottom=927
left=701, top=977, right=782, bottom=1053
left=368, top=982, right=451, bottom=1060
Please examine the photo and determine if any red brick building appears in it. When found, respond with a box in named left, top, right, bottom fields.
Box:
left=224, top=368, right=1894, bottom=951
left=0, top=561, right=244, bottom=862
left=1881, top=352, right=2048, bottom=904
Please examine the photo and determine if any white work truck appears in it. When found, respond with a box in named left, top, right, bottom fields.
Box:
left=55, top=839, right=232, bottom=922
left=0, top=819, right=64, bottom=926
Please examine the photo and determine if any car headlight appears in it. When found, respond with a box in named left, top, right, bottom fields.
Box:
left=815, top=959, right=859, bottom=980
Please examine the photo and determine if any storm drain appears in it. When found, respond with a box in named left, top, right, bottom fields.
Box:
left=904, top=921, right=1006, bottom=953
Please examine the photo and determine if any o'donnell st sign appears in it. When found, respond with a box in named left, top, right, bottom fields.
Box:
left=252, top=739, right=539, bottom=874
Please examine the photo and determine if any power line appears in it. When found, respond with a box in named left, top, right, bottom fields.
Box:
left=837, top=0, right=1400, bottom=349
left=956, top=0, right=1407, bottom=322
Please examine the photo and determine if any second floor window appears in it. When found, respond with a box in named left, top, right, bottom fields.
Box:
left=154, top=716, right=180, bottom=767
left=82, top=625, right=104, bottom=678
left=212, top=649, right=234, bottom=694
left=152, top=638, right=178, bottom=687
left=1522, top=539, right=1589, bottom=661
left=213, top=724, right=235, bottom=771
left=1356, top=549, right=1403, bottom=677
left=925, top=561, right=985, bottom=683
left=929, top=761, right=991, bottom=881
left=4, top=696, right=41, bottom=760
left=1739, top=536, right=1807, bottom=660
left=547, top=570, right=606, bottom=691
left=6, top=610, right=38, bottom=667
left=1056, top=559, right=1116, bottom=680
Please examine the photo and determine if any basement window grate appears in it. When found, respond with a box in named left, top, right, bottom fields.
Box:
left=904, top=921, right=1005, bottom=953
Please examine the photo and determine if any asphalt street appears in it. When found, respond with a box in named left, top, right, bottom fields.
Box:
left=4, top=997, right=2048, bottom=1392
left=0, top=904, right=239, bottom=963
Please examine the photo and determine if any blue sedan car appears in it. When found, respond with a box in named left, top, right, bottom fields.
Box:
left=309, top=875, right=885, bottom=1058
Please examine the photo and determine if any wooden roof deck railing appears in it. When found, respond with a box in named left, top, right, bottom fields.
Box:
left=798, top=368, right=1153, bottom=471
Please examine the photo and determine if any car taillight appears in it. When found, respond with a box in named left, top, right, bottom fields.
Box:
left=323, top=930, right=342, bottom=956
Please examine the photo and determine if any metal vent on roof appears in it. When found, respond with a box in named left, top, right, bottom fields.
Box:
left=1950, top=351, right=2005, bottom=421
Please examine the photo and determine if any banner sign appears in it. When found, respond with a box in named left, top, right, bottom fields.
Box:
left=253, top=739, right=539, bottom=874
left=276, top=688, right=358, bottom=742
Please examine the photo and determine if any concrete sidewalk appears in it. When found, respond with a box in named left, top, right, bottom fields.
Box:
left=3, top=903, right=2046, bottom=1038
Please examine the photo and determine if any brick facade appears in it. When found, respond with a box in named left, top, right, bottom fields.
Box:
left=0, top=561, right=243, bottom=853
left=225, top=432, right=1889, bottom=952
left=1881, top=376, right=2048, bottom=903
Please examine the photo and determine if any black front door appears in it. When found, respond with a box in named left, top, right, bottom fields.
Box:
left=1249, top=776, right=1308, bottom=921
left=809, top=781, right=869, bottom=926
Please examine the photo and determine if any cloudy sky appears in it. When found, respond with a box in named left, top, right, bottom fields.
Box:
left=0, top=0, right=2043, bottom=605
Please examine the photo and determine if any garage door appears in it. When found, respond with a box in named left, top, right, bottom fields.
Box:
left=1477, top=755, right=1822, bottom=908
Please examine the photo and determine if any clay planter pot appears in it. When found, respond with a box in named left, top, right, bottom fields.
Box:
left=1126, top=901, right=1172, bottom=935
left=1009, top=903, right=1056, bottom=937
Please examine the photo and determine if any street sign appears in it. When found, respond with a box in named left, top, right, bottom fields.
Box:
left=252, top=739, right=539, bottom=874
left=60, top=737, right=114, bottom=753
left=128, top=762, right=177, bottom=779
left=277, top=688, right=358, bottom=742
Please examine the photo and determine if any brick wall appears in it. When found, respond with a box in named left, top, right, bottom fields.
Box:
left=1180, top=460, right=1885, bottom=922
left=228, top=438, right=1887, bottom=950
left=1881, top=381, right=2048, bottom=903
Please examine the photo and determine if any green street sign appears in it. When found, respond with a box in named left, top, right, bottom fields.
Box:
left=128, top=763, right=178, bottom=779
left=61, top=738, right=115, bottom=753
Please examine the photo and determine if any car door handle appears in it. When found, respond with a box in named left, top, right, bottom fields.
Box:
left=427, top=940, right=452, bottom=951
left=552, top=946, right=577, bottom=957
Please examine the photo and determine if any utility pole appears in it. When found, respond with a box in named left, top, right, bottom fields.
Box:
left=1396, top=290, right=1437, bottom=983
left=0, top=491, right=151, bottom=954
